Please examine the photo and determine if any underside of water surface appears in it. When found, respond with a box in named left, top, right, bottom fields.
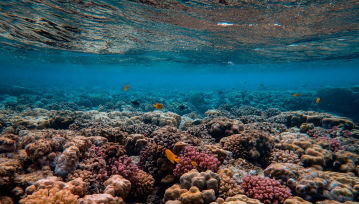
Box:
left=0, top=1, right=359, bottom=204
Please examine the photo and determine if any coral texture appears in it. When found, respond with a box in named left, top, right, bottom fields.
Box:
left=221, top=129, right=274, bottom=166
left=173, top=146, right=220, bottom=177
left=240, top=175, right=292, bottom=204
left=104, top=175, right=131, bottom=198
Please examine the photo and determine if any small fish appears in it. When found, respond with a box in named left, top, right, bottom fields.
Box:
left=178, top=104, right=186, bottom=110
left=292, top=93, right=300, bottom=97
left=131, top=100, right=140, bottom=106
left=218, top=90, right=223, bottom=95
left=316, top=97, right=321, bottom=104
left=124, top=84, right=129, bottom=92
left=165, top=149, right=180, bottom=164
left=191, top=161, right=198, bottom=167
left=217, top=22, right=233, bottom=27
left=153, top=103, right=164, bottom=109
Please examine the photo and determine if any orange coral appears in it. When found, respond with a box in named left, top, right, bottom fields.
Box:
left=180, top=186, right=204, bottom=204
left=78, top=193, right=124, bottom=204
left=104, top=175, right=131, bottom=198
left=20, top=188, right=78, bottom=204
left=218, top=168, right=243, bottom=198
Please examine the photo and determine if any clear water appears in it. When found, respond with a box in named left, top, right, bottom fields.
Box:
left=1, top=0, right=359, bottom=203
left=0, top=0, right=359, bottom=119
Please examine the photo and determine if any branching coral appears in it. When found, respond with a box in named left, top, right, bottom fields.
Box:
left=130, top=169, right=155, bottom=197
left=173, top=146, right=220, bottom=177
left=217, top=168, right=244, bottom=198
left=241, top=175, right=292, bottom=204
left=111, top=156, right=139, bottom=182
left=138, top=142, right=165, bottom=176
left=152, top=126, right=182, bottom=149
left=270, top=149, right=301, bottom=164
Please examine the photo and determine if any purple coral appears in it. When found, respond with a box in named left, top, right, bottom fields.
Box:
left=241, top=175, right=291, bottom=204
left=173, top=146, right=220, bottom=177
left=86, top=146, right=140, bottom=182
left=111, top=156, right=139, bottom=182
left=87, top=145, right=106, bottom=158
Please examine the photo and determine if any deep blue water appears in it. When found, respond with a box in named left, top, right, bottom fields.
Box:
left=1, top=1, right=359, bottom=204
left=1, top=60, right=359, bottom=90
left=0, top=0, right=358, bottom=119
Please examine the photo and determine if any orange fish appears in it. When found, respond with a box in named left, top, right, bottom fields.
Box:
left=191, top=161, right=198, bottom=167
left=316, top=97, right=321, bottom=104
left=124, top=84, right=129, bottom=92
left=153, top=103, right=164, bottom=109
left=165, top=149, right=180, bottom=164
left=292, top=93, right=300, bottom=97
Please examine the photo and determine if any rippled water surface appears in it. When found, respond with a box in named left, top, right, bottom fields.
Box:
left=1, top=0, right=359, bottom=64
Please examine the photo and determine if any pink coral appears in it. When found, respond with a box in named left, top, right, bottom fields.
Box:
left=318, top=137, right=343, bottom=152
left=111, top=156, right=139, bottom=182
left=87, top=145, right=106, bottom=158
left=173, top=146, right=220, bottom=177
left=241, top=175, right=291, bottom=204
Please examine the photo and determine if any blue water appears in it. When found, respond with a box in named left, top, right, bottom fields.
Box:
left=1, top=58, right=358, bottom=122
left=1, top=60, right=359, bottom=90
left=1, top=1, right=359, bottom=203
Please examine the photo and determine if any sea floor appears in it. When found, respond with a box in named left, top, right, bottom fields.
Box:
left=0, top=86, right=359, bottom=204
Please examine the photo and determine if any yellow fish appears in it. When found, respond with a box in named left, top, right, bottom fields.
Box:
left=191, top=161, right=198, bottom=167
left=316, top=97, right=321, bottom=104
left=165, top=149, right=180, bottom=164
left=124, top=84, right=129, bottom=92
left=292, top=93, right=300, bottom=97
left=153, top=103, right=164, bottom=109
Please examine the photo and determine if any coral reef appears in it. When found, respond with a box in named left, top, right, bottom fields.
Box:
left=20, top=188, right=79, bottom=204
left=186, top=117, right=243, bottom=142
left=78, top=193, right=124, bottom=204
left=180, top=169, right=220, bottom=192
left=104, top=175, right=131, bottom=198
left=240, top=175, right=292, bottom=204
left=173, top=146, right=220, bottom=177
left=220, top=129, right=274, bottom=167
left=1, top=92, right=359, bottom=204
left=217, top=168, right=244, bottom=198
